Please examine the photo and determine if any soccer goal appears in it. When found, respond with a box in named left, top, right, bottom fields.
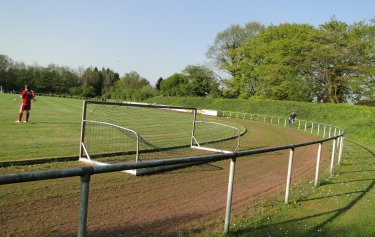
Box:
left=79, top=100, right=242, bottom=175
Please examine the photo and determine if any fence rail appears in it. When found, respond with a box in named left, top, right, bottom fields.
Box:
left=0, top=110, right=345, bottom=236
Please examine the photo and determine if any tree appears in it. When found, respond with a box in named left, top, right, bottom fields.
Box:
left=156, top=77, right=163, bottom=90
left=111, top=71, right=156, bottom=101
left=206, top=22, right=264, bottom=78
left=237, top=23, right=316, bottom=100
left=305, top=19, right=375, bottom=103
left=182, top=65, right=220, bottom=97
left=160, top=65, right=220, bottom=97
left=160, top=73, right=189, bottom=96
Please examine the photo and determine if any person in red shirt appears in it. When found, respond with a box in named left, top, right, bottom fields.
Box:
left=16, top=85, right=36, bottom=123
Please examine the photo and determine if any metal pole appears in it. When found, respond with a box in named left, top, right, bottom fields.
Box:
left=285, top=147, right=294, bottom=204
left=191, top=109, right=197, bottom=147
left=79, top=100, right=88, bottom=158
left=78, top=174, right=91, bottom=237
left=317, top=124, right=320, bottom=137
left=338, top=135, right=344, bottom=165
left=330, top=139, right=337, bottom=176
left=314, top=142, right=323, bottom=186
left=224, top=157, right=236, bottom=234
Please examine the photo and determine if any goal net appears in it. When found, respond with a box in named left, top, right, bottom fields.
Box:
left=79, top=101, right=243, bottom=175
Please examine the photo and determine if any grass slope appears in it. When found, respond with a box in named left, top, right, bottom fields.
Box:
left=145, top=97, right=375, bottom=146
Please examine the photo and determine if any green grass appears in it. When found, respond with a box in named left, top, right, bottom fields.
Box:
left=0, top=94, right=246, bottom=162
left=0, top=94, right=82, bottom=161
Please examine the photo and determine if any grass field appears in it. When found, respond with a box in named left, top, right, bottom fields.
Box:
left=0, top=94, right=82, bottom=161
left=0, top=94, right=374, bottom=236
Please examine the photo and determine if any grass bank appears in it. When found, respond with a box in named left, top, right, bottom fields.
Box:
left=145, top=97, right=375, bottom=146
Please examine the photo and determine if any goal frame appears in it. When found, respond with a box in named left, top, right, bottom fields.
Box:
left=78, top=100, right=240, bottom=175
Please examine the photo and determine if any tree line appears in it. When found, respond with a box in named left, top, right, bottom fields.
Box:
left=1, top=18, right=374, bottom=103
left=207, top=18, right=375, bottom=103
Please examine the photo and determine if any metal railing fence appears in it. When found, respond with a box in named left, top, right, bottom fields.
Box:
left=0, top=110, right=345, bottom=236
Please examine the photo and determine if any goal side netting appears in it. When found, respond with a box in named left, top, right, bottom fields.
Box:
left=79, top=101, right=243, bottom=175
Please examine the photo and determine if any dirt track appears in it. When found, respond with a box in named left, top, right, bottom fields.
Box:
left=0, top=119, right=331, bottom=237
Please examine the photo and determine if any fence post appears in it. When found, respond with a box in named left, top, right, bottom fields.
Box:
left=284, top=118, right=287, bottom=127
left=330, top=139, right=337, bottom=176
left=317, top=124, right=320, bottom=137
left=224, top=157, right=236, bottom=234
left=311, top=123, right=314, bottom=134
left=329, top=127, right=332, bottom=138
left=79, top=100, right=88, bottom=159
left=285, top=147, right=294, bottom=204
left=323, top=125, right=326, bottom=138
left=304, top=121, right=307, bottom=133
left=78, top=173, right=91, bottom=237
left=314, top=142, right=323, bottom=186
left=278, top=117, right=280, bottom=126
left=338, top=135, right=344, bottom=165
left=298, top=120, right=301, bottom=130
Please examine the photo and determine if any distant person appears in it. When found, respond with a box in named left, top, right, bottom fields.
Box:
left=16, top=85, right=36, bottom=123
left=289, top=112, right=297, bottom=128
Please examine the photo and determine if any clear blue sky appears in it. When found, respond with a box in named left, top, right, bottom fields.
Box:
left=1, top=0, right=374, bottom=85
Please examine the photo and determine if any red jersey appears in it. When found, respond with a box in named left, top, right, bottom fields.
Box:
left=21, top=89, right=35, bottom=105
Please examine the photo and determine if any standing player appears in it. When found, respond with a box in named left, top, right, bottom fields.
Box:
left=289, top=112, right=297, bottom=128
left=16, top=85, right=36, bottom=123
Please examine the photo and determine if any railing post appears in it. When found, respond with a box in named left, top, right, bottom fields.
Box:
left=311, top=123, right=314, bottom=134
left=79, top=172, right=91, bottom=237
left=79, top=100, right=88, bottom=159
left=338, top=135, right=344, bottom=165
left=323, top=125, right=326, bottom=138
left=304, top=121, right=307, bottom=133
left=317, top=124, right=320, bottom=137
left=314, top=142, right=323, bottom=186
left=224, top=157, right=236, bottom=234
left=328, top=127, right=332, bottom=138
left=285, top=147, right=294, bottom=204
left=330, top=139, right=337, bottom=176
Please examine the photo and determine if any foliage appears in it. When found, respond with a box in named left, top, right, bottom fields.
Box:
left=207, top=19, right=375, bottom=103
left=111, top=71, right=156, bottom=101
left=160, top=65, right=221, bottom=97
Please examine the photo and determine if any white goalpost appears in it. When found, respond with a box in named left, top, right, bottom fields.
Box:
left=79, top=100, right=242, bottom=175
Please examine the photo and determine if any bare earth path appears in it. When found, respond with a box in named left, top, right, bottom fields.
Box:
left=0, top=119, right=330, bottom=237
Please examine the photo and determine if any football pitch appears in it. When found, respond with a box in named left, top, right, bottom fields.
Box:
left=0, top=94, right=245, bottom=163
left=0, top=93, right=333, bottom=236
